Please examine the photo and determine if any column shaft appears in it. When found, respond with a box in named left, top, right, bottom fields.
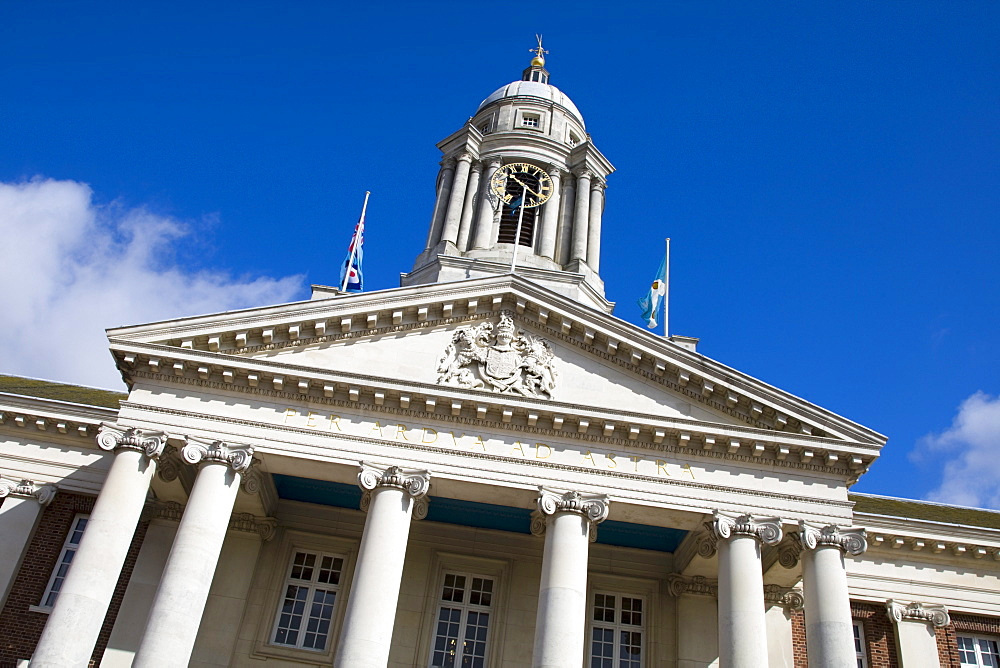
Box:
left=425, top=161, right=455, bottom=249
left=586, top=183, right=604, bottom=271
left=335, top=465, right=429, bottom=667
left=31, top=437, right=161, bottom=668
left=455, top=162, right=483, bottom=251
left=537, top=168, right=562, bottom=259
left=0, top=481, right=55, bottom=609
left=571, top=171, right=591, bottom=262
left=717, top=535, right=769, bottom=667
left=440, top=155, right=473, bottom=245
left=554, top=175, right=576, bottom=265
left=801, top=546, right=855, bottom=667
left=133, top=460, right=243, bottom=667
left=533, top=512, right=590, bottom=667
left=470, top=159, right=501, bottom=250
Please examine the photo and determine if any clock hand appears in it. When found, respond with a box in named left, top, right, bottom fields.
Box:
left=510, top=176, right=542, bottom=198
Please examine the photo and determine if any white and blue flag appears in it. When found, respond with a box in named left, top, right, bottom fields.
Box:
left=339, top=218, right=365, bottom=292
left=637, top=254, right=667, bottom=329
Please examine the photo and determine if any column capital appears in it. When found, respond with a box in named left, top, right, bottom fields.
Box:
left=357, top=462, right=430, bottom=498
left=798, top=522, right=867, bottom=555
left=0, top=478, right=57, bottom=505
left=97, top=422, right=167, bottom=459
left=546, top=164, right=564, bottom=179
left=536, top=486, right=610, bottom=523
left=228, top=512, right=278, bottom=541
left=764, top=584, right=804, bottom=611
left=485, top=157, right=503, bottom=169
left=713, top=511, right=783, bottom=546
left=574, top=168, right=592, bottom=180
left=456, top=152, right=474, bottom=164
left=667, top=574, right=718, bottom=598
left=468, top=160, right=483, bottom=174
left=886, top=599, right=950, bottom=628
left=590, top=179, right=606, bottom=192
left=440, top=156, right=457, bottom=169
left=181, top=436, right=255, bottom=472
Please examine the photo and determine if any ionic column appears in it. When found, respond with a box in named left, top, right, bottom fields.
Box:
left=586, top=180, right=605, bottom=271
left=0, top=478, right=57, bottom=609
left=886, top=600, right=950, bottom=668
left=440, top=152, right=474, bottom=246
left=456, top=160, right=483, bottom=251
left=425, top=158, right=456, bottom=249
left=132, top=438, right=255, bottom=667
left=530, top=487, right=610, bottom=668
left=571, top=170, right=592, bottom=262
left=334, top=463, right=430, bottom=668
left=537, top=166, right=562, bottom=259
left=713, top=512, right=783, bottom=668
left=31, top=424, right=166, bottom=668
left=471, top=158, right=502, bottom=250
left=798, top=522, right=867, bottom=667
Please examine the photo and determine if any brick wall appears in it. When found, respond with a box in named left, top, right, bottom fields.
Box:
left=0, top=492, right=148, bottom=666
left=793, top=602, right=901, bottom=667
left=939, top=612, right=1000, bottom=668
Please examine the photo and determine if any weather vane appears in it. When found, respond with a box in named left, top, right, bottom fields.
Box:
left=531, top=34, right=548, bottom=61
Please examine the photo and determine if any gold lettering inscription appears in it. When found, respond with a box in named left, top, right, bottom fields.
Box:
left=448, top=431, right=461, bottom=447
left=511, top=442, right=527, bottom=457
left=284, top=408, right=297, bottom=423
left=421, top=428, right=438, bottom=444
left=681, top=463, right=696, bottom=479
left=631, top=455, right=641, bottom=472
left=368, top=422, right=384, bottom=438
left=305, top=411, right=318, bottom=428
left=328, top=415, right=342, bottom=431
left=395, top=424, right=410, bottom=441
left=606, top=452, right=618, bottom=469
left=535, top=443, right=552, bottom=459
left=656, top=460, right=670, bottom=476
left=471, top=435, right=487, bottom=451
left=582, top=450, right=597, bottom=467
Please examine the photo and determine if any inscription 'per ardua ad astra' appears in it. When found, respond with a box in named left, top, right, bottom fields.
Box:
left=282, top=408, right=696, bottom=480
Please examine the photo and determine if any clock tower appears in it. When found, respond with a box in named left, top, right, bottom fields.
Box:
left=402, top=42, right=615, bottom=313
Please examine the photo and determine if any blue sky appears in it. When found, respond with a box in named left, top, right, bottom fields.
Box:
left=2, top=1, right=998, bottom=506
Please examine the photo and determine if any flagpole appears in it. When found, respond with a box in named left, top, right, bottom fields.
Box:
left=341, top=191, right=370, bottom=292
left=509, top=185, right=528, bottom=274
left=663, top=237, right=670, bottom=338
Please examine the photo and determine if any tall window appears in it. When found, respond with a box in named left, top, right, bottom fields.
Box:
left=429, top=572, right=494, bottom=668
left=40, top=514, right=88, bottom=608
left=271, top=550, right=345, bottom=651
left=496, top=171, right=539, bottom=247
left=959, top=635, right=1000, bottom=667
left=853, top=622, right=868, bottom=668
left=589, top=592, right=644, bottom=668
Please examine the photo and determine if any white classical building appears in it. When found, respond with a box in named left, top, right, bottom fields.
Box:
left=2, top=49, right=1000, bottom=668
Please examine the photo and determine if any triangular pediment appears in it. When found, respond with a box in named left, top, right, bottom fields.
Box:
left=106, top=275, right=885, bottom=480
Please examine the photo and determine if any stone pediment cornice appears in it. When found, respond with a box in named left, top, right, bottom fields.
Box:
left=858, top=512, right=1000, bottom=561
left=106, top=275, right=885, bottom=449
left=109, top=338, right=879, bottom=480
left=0, top=392, right=118, bottom=442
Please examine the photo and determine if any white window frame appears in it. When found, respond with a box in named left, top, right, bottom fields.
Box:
left=516, top=109, right=545, bottom=132
left=417, top=552, right=510, bottom=668
left=427, top=570, right=496, bottom=668
left=35, top=513, right=88, bottom=610
left=269, top=548, right=347, bottom=652
left=250, top=529, right=358, bottom=665
left=853, top=621, right=868, bottom=668
left=588, top=590, right=645, bottom=668
left=586, top=573, right=656, bottom=668
left=958, top=634, right=1000, bottom=667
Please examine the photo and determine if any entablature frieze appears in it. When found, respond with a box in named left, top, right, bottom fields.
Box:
left=0, top=394, right=119, bottom=443
left=105, top=276, right=885, bottom=449
left=111, top=353, right=877, bottom=483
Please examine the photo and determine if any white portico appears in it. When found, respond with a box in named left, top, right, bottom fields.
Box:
left=24, top=47, right=895, bottom=668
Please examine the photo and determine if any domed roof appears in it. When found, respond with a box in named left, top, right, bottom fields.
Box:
left=477, top=81, right=585, bottom=127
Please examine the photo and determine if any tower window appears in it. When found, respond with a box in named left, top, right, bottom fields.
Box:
left=497, top=171, right=540, bottom=248
left=479, top=122, right=490, bottom=134
left=521, top=113, right=540, bottom=128
left=568, top=131, right=581, bottom=147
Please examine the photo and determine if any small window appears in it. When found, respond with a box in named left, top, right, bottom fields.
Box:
left=853, top=622, right=868, bottom=668
left=271, top=550, right=345, bottom=652
left=568, top=131, right=581, bottom=147
left=429, top=572, right=494, bottom=668
left=479, top=122, right=490, bottom=135
left=40, top=514, right=88, bottom=608
left=959, top=635, right=1000, bottom=667
left=521, top=113, right=540, bottom=128
left=589, top=592, right=644, bottom=668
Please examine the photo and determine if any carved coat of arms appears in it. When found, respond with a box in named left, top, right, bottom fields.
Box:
left=436, top=315, right=558, bottom=399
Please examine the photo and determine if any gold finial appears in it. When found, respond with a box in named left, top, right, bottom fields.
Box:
left=530, top=34, right=548, bottom=67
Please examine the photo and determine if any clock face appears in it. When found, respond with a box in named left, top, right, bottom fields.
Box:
left=489, top=162, right=553, bottom=208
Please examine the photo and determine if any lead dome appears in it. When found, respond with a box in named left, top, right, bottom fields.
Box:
left=477, top=80, right=585, bottom=128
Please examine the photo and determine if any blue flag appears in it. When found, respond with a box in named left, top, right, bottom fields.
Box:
left=637, top=255, right=667, bottom=328
left=339, top=219, right=364, bottom=292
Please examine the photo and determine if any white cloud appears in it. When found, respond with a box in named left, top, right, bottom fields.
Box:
left=914, top=391, right=1000, bottom=509
left=0, top=178, right=304, bottom=390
